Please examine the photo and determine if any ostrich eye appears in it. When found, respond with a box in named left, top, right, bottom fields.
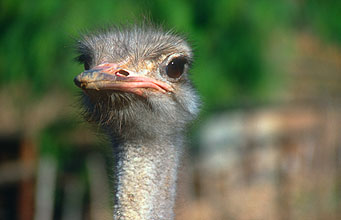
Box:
left=84, top=62, right=90, bottom=70
left=166, top=57, right=187, bottom=78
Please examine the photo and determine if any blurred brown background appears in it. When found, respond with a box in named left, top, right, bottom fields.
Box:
left=1, top=0, right=341, bottom=219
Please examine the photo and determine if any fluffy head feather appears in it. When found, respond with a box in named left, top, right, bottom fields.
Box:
left=75, top=26, right=200, bottom=142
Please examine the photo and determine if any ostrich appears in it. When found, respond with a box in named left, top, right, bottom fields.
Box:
left=73, top=25, right=200, bottom=220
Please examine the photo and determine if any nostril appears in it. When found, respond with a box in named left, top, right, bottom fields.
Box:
left=117, top=70, right=130, bottom=77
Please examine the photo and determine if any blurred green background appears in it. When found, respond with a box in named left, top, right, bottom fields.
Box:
left=2, top=0, right=339, bottom=109
left=1, top=0, right=341, bottom=220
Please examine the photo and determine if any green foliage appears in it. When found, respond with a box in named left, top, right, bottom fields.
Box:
left=1, top=0, right=340, bottom=109
left=303, top=0, right=341, bottom=43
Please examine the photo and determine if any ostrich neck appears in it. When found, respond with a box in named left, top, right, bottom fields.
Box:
left=112, top=137, right=182, bottom=220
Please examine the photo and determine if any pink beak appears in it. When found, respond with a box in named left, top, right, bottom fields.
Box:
left=74, top=63, right=173, bottom=96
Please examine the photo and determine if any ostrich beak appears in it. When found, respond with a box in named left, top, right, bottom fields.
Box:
left=74, top=63, right=173, bottom=96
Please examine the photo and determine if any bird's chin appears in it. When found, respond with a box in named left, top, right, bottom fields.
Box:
left=81, top=90, right=159, bottom=138
left=81, top=89, right=112, bottom=103
left=83, top=89, right=144, bottom=106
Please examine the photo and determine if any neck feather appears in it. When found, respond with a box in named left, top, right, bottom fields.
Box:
left=112, top=137, right=182, bottom=220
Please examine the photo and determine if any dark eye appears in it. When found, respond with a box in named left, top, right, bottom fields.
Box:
left=84, top=62, right=90, bottom=70
left=166, top=57, right=187, bottom=78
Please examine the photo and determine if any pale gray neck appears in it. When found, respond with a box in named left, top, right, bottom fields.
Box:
left=112, top=138, right=182, bottom=220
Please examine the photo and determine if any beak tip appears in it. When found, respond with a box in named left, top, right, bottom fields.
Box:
left=74, top=76, right=84, bottom=88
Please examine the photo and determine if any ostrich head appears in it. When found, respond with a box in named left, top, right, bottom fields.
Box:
left=74, top=26, right=200, bottom=142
